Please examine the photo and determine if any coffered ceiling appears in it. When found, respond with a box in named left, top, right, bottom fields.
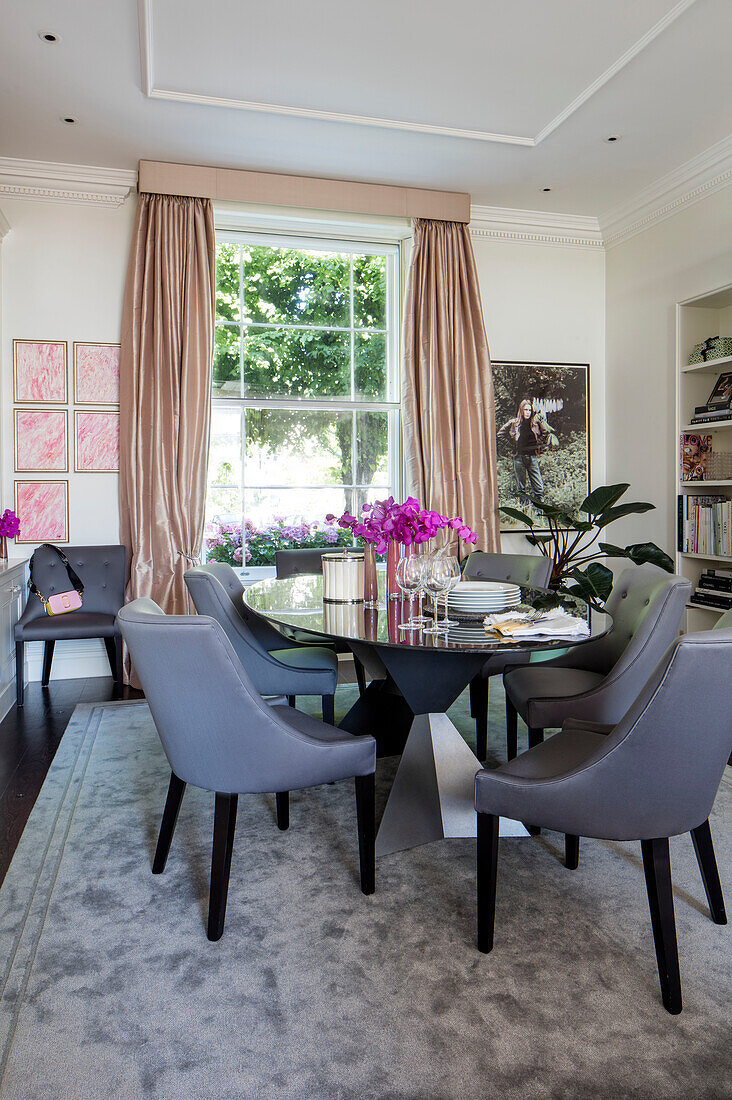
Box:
left=0, top=0, right=730, bottom=217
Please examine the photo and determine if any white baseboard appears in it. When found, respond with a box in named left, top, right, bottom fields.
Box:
left=24, top=639, right=112, bottom=682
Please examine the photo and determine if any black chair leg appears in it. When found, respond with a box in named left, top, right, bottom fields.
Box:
left=641, top=837, right=682, bottom=1014
left=208, top=793, right=238, bottom=942
left=690, top=820, right=727, bottom=924
left=565, top=834, right=580, bottom=869
left=528, top=726, right=544, bottom=749
left=287, top=695, right=296, bottom=708
left=322, top=694, right=335, bottom=726
left=152, top=772, right=186, bottom=873
left=276, top=791, right=290, bottom=831
left=41, top=640, right=55, bottom=686
left=15, top=641, right=24, bottom=707
left=471, top=677, right=489, bottom=761
left=355, top=773, right=375, bottom=895
left=104, top=635, right=124, bottom=686
left=354, top=657, right=367, bottom=697
left=477, top=812, right=499, bottom=953
left=505, top=696, right=518, bottom=761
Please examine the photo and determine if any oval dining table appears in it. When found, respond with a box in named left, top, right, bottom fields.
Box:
left=244, top=574, right=610, bottom=857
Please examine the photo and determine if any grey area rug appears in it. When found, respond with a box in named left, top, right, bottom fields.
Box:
left=0, top=684, right=730, bottom=1100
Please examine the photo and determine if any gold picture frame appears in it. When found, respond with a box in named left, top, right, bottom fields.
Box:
left=13, top=340, right=68, bottom=404
left=73, top=410, right=120, bottom=472
left=14, top=409, right=69, bottom=474
left=14, top=481, right=69, bottom=544
left=73, top=342, right=121, bottom=406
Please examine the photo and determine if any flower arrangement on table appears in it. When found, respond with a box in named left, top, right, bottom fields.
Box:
left=0, top=509, right=20, bottom=558
left=327, top=497, right=478, bottom=553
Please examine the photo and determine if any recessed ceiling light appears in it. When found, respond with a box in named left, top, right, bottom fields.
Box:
left=39, top=31, right=60, bottom=43
left=61, top=116, right=77, bottom=125
left=605, top=135, right=621, bottom=143
left=542, top=187, right=552, bottom=192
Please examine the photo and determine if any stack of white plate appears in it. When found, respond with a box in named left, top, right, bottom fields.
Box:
left=446, top=580, right=522, bottom=619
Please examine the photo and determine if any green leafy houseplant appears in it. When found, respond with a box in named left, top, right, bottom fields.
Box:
left=501, top=483, right=675, bottom=611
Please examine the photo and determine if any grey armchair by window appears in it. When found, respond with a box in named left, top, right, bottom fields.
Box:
left=185, top=564, right=338, bottom=723
left=14, top=545, right=126, bottom=706
left=117, top=598, right=377, bottom=941
left=463, top=552, right=553, bottom=760
left=503, top=565, right=691, bottom=760
left=475, top=627, right=731, bottom=1014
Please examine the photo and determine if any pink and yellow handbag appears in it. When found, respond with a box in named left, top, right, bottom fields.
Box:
left=28, top=544, right=85, bottom=615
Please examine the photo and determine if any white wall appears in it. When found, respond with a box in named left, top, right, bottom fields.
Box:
left=471, top=235, right=606, bottom=552
left=605, top=187, right=732, bottom=555
left=0, top=194, right=136, bottom=678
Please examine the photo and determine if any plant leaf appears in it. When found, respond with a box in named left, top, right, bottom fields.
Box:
left=597, top=542, right=627, bottom=557
left=594, top=501, right=654, bottom=530
left=556, top=513, right=593, bottom=531
left=580, top=484, right=629, bottom=516
left=623, top=541, right=675, bottom=573
left=500, top=506, right=535, bottom=528
left=525, top=532, right=554, bottom=545
left=567, top=562, right=614, bottom=603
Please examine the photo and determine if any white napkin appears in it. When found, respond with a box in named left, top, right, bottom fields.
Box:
left=484, top=607, right=590, bottom=640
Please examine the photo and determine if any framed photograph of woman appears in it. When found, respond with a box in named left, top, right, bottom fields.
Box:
left=492, top=361, right=590, bottom=531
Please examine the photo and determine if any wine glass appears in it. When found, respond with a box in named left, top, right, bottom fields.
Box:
left=422, top=556, right=450, bottom=633
left=439, top=555, right=462, bottom=628
left=403, top=553, right=429, bottom=626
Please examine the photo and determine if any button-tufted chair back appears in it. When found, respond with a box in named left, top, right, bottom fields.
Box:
left=463, top=551, right=552, bottom=589
left=275, top=547, right=330, bottom=578
left=23, top=544, right=126, bottom=623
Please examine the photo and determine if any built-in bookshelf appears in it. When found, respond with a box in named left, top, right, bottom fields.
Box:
left=677, top=283, right=732, bottom=631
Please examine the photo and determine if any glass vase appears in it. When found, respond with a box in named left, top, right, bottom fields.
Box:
left=364, top=543, right=378, bottom=607
left=0, top=536, right=7, bottom=561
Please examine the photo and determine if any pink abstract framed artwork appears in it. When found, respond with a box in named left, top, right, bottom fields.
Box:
left=74, top=411, right=120, bottom=472
left=14, top=481, right=69, bottom=544
left=14, top=410, right=68, bottom=473
left=73, top=342, right=121, bottom=405
left=13, top=340, right=68, bottom=404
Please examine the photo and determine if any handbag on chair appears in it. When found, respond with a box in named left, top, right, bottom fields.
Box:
left=28, top=544, right=85, bottom=615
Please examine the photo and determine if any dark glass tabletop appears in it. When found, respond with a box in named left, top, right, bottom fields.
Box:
left=243, top=574, right=610, bottom=655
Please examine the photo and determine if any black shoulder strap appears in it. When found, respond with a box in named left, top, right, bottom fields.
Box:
left=28, top=544, right=85, bottom=603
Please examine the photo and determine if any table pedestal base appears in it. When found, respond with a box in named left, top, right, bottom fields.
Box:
left=375, top=712, right=529, bottom=857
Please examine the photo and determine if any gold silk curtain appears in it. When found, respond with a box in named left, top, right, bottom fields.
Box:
left=402, top=218, right=500, bottom=552
left=119, top=193, right=216, bottom=620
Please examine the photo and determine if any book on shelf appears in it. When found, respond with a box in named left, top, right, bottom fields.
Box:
left=690, top=410, right=732, bottom=425
left=691, top=591, right=732, bottom=611
left=695, top=403, right=732, bottom=415
left=678, top=495, right=732, bottom=556
left=697, top=574, right=732, bottom=592
left=679, top=433, right=711, bottom=481
left=707, top=567, right=732, bottom=579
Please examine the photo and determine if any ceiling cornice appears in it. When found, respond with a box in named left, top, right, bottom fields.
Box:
left=0, top=158, right=137, bottom=208
left=469, top=205, right=603, bottom=250
left=139, top=0, right=697, bottom=147
left=600, top=133, right=732, bottom=248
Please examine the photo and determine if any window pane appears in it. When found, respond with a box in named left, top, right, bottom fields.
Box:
left=242, top=246, right=351, bottom=328
left=353, top=254, right=387, bottom=330
left=213, top=325, right=241, bottom=395
left=350, top=411, right=390, bottom=517
left=354, top=331, right=387, bottom=400
left=243, top=326, right=350, bottom=399
left=245, top=408, right=352, bottom=486
left=215, top=242, right=240, bottom=323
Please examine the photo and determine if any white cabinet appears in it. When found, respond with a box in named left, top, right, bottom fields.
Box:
left=0, top=559, right=27, bottom=721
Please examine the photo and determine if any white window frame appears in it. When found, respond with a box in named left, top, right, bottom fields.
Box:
left=209, top=227, right=404, bottom=545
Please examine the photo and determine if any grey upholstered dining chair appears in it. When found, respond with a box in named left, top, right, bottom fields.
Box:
left=275, top=547, right=331, bottom=578
left=462, top=551, right=553, bottom=760
left=15, top=544, right=126, bottom=706
left=502, top=565, right=691, bottom=760
left=117, top=598, right=377, bottom=941
left=475, top=627, right=731, bottom=1014
left=185, top=564, right=338, bottom=723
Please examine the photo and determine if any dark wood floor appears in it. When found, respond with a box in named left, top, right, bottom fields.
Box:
left=0, top=676, right=142, bottom=885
